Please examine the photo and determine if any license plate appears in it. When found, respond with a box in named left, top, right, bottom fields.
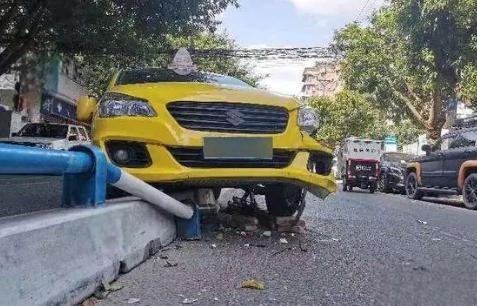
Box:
left=203, top=137, right=273, bottom=160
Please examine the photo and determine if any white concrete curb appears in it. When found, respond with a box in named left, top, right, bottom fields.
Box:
left=0, top=198, right=176, bottom=306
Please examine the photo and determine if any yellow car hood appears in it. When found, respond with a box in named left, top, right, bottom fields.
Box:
left=109, top=82, right=301, bottom=110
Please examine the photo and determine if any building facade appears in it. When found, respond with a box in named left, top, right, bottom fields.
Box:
left=301, top=61, right=342, bottom=97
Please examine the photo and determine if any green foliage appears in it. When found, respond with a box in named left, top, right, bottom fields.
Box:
left=394, top=0, right=477, bottom=103
left=310, top=90, right=384, bottom=147
left=333, top=0, right=477, bottom=141
left=309, top=89, right=424, bottom=148
left=387, top=120, right=425, bottom=147
left=0, top=0, right=238, bottom=75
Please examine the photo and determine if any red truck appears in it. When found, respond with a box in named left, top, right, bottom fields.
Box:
left=337, top=137, right=382, bottom=193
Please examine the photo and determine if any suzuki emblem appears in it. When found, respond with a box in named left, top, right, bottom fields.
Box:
left=225, top=109, right=245, bottom=126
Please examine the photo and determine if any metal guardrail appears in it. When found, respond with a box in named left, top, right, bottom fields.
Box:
left=0, top=144, right=194, bottom=219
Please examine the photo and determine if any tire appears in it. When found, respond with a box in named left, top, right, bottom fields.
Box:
left=405, top=172, right=423, bottom=200
left=369, top=183, right=376, bottom=194
left=265, top=184, right=303, bottom=217
left=213, top=188, right=222, bottom=200
left=462, top=173, right=477, bottom=210
left=378, top=173, right=391, bottom=193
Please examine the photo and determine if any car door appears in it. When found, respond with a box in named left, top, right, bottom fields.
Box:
left=420, top=151, right=444, bottom=187
left=441, top=148, right=473, bottom=188
left=77, top=127, right=90, bottom=144
left=67, top=126, right=81, bottom=149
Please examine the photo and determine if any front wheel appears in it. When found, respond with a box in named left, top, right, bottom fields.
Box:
left=405, top=172, right=423, bottom=200
left=265, top=184, right=303, bottom=217
left=462, top=173, right=477, bottom=210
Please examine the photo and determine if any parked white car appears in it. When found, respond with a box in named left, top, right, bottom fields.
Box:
left=0, top=123, right=90, bottom=150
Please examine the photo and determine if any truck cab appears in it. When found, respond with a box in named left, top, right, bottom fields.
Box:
left=0, top=123, right=90, bottom=150
left=405, top=116, right=477, bottom=209
left=338, top=137, right=382, bottom=193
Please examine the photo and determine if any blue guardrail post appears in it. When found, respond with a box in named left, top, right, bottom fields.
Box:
left=176, top=204, right=201, bottom=240
left=63, top=145, right=108, bottom=207
left=0, top=144, right=108, bottom=207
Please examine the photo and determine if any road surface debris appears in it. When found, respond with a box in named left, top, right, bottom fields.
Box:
left=241, top=279, right=266, bottom=290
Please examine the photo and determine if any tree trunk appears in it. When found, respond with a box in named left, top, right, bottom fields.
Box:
left=425, top=87, right=446, bottom=145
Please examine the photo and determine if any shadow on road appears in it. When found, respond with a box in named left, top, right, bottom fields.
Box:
left=339, top=184, right=467, bottom=209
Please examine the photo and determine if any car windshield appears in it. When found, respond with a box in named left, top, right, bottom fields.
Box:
left=18, top=124, right=68, bottom=139
left=116, top=68, right=252, bottom=88
left=383, top=153, right=414, bottom=163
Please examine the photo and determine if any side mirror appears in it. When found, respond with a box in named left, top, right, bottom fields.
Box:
left=421, top=144, right=431, bottom=155
left=77, top=96, right=97, bottom=122
left=68, top=135, right=78, bottom=141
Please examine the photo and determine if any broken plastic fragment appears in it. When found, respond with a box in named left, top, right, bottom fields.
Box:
left=262, top=231, right=272, bottom=237
left=127, top=298, right=141, bottom=304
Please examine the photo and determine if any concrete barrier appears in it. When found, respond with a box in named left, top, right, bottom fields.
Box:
left=0, top=198, right=176, bottom=306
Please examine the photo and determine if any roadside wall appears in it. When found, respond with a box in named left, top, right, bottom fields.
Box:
left=0, top=198, right=176, bottom=306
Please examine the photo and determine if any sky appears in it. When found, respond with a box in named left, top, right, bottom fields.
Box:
left=220, top=0, right=385, bottom=96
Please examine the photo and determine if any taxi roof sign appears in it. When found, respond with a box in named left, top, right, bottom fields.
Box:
left=167, top=48, right=198, bottom=76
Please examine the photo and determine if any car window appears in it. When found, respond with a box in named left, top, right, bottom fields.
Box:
left=442, top=130, right=477, bottom=150
left=69, top=127, right=79, bottom=139
left=116, top=68, right=252, bottom=88
left=78, top=127, right=88, bottom=141
left=18, top=124, right=68, bottom=139
left=449, top=136, right=476, bottom=149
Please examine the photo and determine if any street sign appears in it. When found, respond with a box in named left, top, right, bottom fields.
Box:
left=384, top=136, right=398, bottom=152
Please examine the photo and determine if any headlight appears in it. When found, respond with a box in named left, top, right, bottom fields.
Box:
left=98, top=93, right=156, bottom=118
left=298, top=106, right=319, bottom=134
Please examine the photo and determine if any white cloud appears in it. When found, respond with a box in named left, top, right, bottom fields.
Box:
left=246, top=58, right=316, bottom=96
left=289, top=0, right=385, bottom=20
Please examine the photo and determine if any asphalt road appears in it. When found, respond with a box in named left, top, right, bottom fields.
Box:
left=95, top=188, right=477, bottom=306
left=0, top=175, right=61, bottom=217
left=1, top=178, right=476, bottom=304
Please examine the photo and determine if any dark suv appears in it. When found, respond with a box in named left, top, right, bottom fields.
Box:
left=405, top=120, right=477, bottom=209
left=378, top=152, right=415, bottom=194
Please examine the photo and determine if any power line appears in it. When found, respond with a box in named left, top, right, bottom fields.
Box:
left=355, top=0, right=372, bottom=22
left=356, top=0, right=381, bottom=23
left=189, top=46, right=338, bottom=60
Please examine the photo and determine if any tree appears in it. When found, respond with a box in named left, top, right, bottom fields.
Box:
left=394, top=0, right=477, bottom=105
left=387, top=120, right=425, bottom=148
left=0, top=0, right=237, bottom=76
left=333, top=0, right=477, bottom=142
left=310, top=90, right=385, bottom=147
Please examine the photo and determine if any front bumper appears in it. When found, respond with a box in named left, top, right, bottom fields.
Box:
left=93, top=117, right=336, bottom=199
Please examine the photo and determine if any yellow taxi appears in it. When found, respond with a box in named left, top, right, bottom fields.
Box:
left=77, top=51, right=335, bottom=216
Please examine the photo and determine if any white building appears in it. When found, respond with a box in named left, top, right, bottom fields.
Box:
left=301, top=61, right=342, bottom=97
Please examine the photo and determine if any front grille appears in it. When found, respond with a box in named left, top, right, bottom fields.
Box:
left=169, top=147, right=296, bottom=168
left=167, top=101, right=289, bottom=134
